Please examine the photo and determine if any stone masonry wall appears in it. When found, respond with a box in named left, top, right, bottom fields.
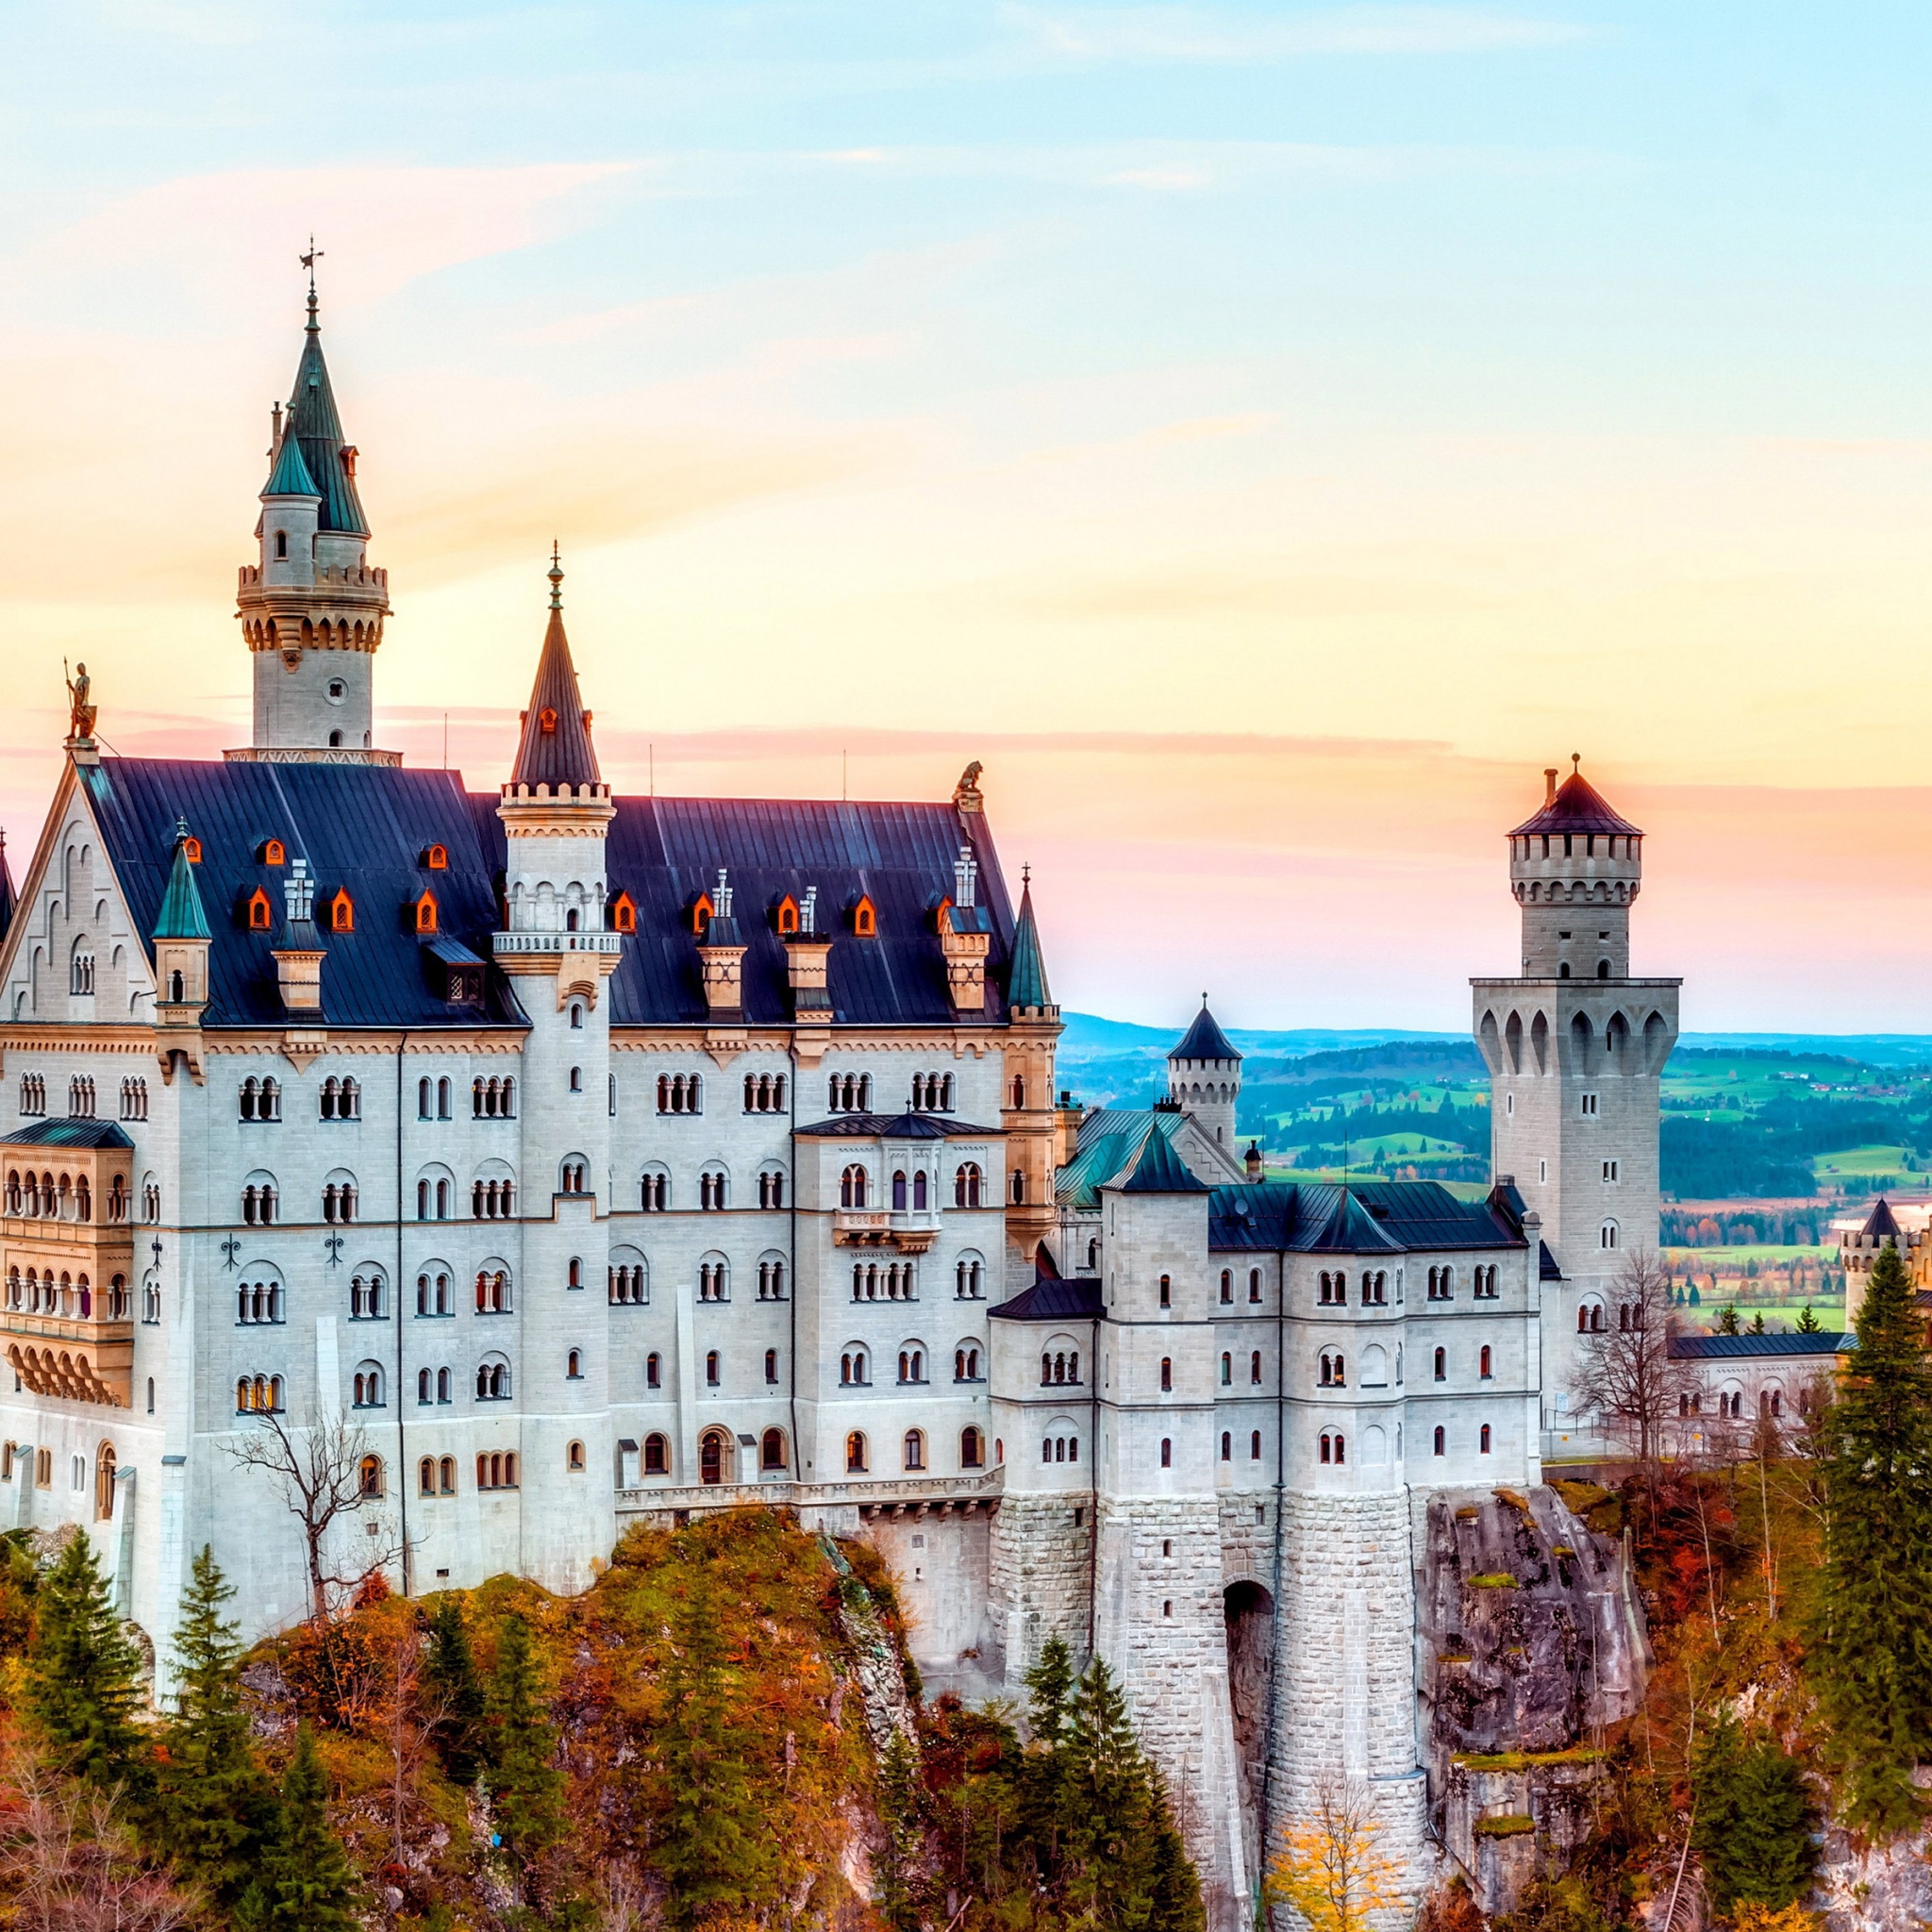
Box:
left=987, top=1492, right=1094, bottom=1684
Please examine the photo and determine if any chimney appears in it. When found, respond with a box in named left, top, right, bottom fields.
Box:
left=1543, top=768, right=1558, bottom=807
left=695, top=866, right=747, bottom=1022
left=783, top=881, right=835, bottom=1050
left=954, top=844, right=977, bottom=908
left=272, top=858, right=325, bottom=1014
left=939, top=844, right=991, bottom=1012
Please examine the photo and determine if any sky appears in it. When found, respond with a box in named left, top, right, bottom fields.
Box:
left=2, top=2, right=1930, bottom=1032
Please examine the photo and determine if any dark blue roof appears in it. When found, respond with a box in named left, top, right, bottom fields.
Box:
left=80, top=758, right=1026, bottom=1032
left=1670, top=1332, right=1850, bottom=1359
left=1119, top=1129, right=1208, bottom=1194
left=285, top=303, right=369, bottom=536
left=0, top=830, right=13, bottom=943
left=1540, top=1240, right=1563, bottom=1281
left=1862, top=1197, right=1902, bottom=1241
left=991, top=1276, right=1104, bottom=1322
left=794, top=1112, right=1002, bottom=1140
left=1207, top=1180, right=1524, bottom=1255
left=1, top=1119, right=135, bottom=1149
left=1172, top=1003, right=1241, bottom=1063
left=1007, top=878, right=1051, bottom=1010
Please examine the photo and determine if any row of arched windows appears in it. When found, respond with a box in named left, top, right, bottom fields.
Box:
left=910, top=1073, right=955, bottom=1112
left=1219, top=1268, right=1264, bottom=1305
left=321, top=1180, right=358, bottom=1223
left=828, top=1074, right=873, bottom=1113
left=237, top=1278, right=282, bottom=1324
left=1220, top=1350, right=1264, bottom=1386
left=16, top=1074, right=45, bottom=1116
left=658, top=1074, right=703, bottom=1114
left=1041, top=1350, right=1080, bottom=1386
left=1431, top=1424, right=1494, bottom=1456
left=238, top=1076, right=282, bottom=1121
left=742, top=1074, right=788, bottom=1113
left=634, top=1426, right=990, bottom=1483
left=6, top=1168, right=97, bottom=1222
left=852, top=1261, right=917, bottom=1301
left=474, top=1076, right=516, bottom=1118
left=321, top=1076, right=361, bottom=1119
left=120, top=1077, right=147, bottom=1121
left=7, top=1267, right=125, bottom=1320
left=235, top=1374, right=284, bottom=1413
left=1318, top=1270, right=1391, bottom=1307
left=67, top=1075, right=96, bottom=1118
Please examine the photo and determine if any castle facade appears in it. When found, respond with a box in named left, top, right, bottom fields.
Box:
left=0, top=298, right=1665, bottom=1927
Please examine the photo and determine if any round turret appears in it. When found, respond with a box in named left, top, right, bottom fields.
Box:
left=1507, top=756, right=1641, bottom=980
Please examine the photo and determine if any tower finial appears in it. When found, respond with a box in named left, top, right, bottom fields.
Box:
left=1572, top=752, right=1581, bottom=774
left=548, top=541, right=563, bottom=611
left=1021, top=862, right=1031, bottom=887
left=299, top=237, right=324, bottom=329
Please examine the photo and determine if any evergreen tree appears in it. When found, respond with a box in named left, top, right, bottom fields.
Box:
left=1811, top=1238, right=1932, bottom=1834
left=1015, top=1633, right=1077, bottom=1876
left=423, top=1592, right=488, bottom=1785
left=156, top=1546, right=279, bottom=1907
left=485, top=1612, right=566, bottom=1862
left=26, top=1531, right=145, bottom=1791
left=873, top=1728, right=924, bottom=1932
left=1751, top=1311, right=1767, bottom=1335
left=1796, top=1302, right=1822, bottom=1334
left=242, top=1720, right=358, bottom=1932
left=1692, top=1714, right=1815, bottom=1910
left=1717, top=1304, right=1741, bottom=1336
left=654, top=1574, right=773, bottom=1925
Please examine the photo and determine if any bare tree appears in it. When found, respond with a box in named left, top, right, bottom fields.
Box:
left=223, top=1407, right=392, bottom=1620
left=0, top=1735, right=195, bottom=1932
left=1569, top=1250, right=1699, bottom=1477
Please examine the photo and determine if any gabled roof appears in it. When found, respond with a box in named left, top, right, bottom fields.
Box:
left=1207, top=1179, right=1527, bottom=1256
left=0, top=1118, right=135, bottom=1150
left=1172, top=1001, right=1241, bottom=1064
left=990, top=1275, right=1104, bottom=1322
left=1508, top=760, right=1641, bottom=839
left=152, top=825, right=211, bottom=941
left=509, top=564, right=602, bottom=791
left=1539, top=1240, right=1563, bottom=1281
left=0, top=830, right=16, bottom=945
left=285, top=295, right=369, bottom=536
left=263, top=428, right=319, bottom=499
left=1007, top=874, right=1051, bottom=1009
left=793, top=1112, right=1003, bottom=1140
left=1118, top=1127, right=1208, bottom=1194
left=1862, top=1196, right=1902, bottom=1241
left=1670, top=1331, right=1850, bottom=1359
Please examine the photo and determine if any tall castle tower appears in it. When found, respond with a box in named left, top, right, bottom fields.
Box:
left=1472, top=758, right=1680, bottom=1436
left=1168, top=1000, right=1241, bottom=1152
left=232, top=273, right=393, bottom=764
left=492, top=552, right=622, bottom=1587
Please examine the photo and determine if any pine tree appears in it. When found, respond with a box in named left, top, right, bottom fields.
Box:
left=423, top=1592, right=488, bottom=1785
left=1015, top=1633, right=1077, bottom=1879
left=26, top=1531, right=145, bottom=1791
left=653, top=1573, right=773, bottom=1925
left=1717, top=1304, right=1741, bottom=1336
left=242, top=1720, right=358, bottom=1932
left=485, top=1612, right=565, bottom=1861
left=156, top=1546, right=278, bottom=1907
left=1797, top=1302, right=1822, bottom=1334
left=1811, top=1237, right=1932, bottom=1834
left=1693, top=1714, right=1815, bottom=1910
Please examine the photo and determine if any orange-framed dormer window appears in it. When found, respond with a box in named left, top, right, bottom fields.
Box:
left=327, top=890, right=355, bottom=934
left=539, top=707, right=558, bottom=736
left=609, top=891, right=638, bottom=935
left=775, top=894, right=799, bottom=936
left=245, top=889, right=273, bottom=932
left=690, top=891, right=714, bottom=936
left=423, top=843, right=448, bottom=871
left=852, top=894, right=877, bottom=938
left=413, top=891, right=439, bottom=936
left=258, top=838, right=285, bottom=866
left=182, top=838, right=203, bottom=864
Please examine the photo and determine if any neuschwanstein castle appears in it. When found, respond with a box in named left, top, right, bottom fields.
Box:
left=0, top=291, right=1674, bottom=1925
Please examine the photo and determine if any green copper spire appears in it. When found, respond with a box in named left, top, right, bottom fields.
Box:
left=263, top=425, right=320, bottom=499
left=153, top=820, right=211, bottom=941
left=282, top=262, right=369, bottom=538
left=1007, top=866, right=1052, bottom=1011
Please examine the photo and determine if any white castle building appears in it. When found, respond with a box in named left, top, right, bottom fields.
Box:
left=0, top=294, right=1663, bottom=1926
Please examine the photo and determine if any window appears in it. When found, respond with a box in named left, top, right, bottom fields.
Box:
left=352, top=1362, right=385, bottom=1407
left=1427, top=1266, right=1453, bottom=1302
left=569, top=1067, right=582, bottom=1092
left=246, top=889, right=273, bottom=931
left=322, top=1178, right=358, bottom=1224
left=955, top=1256, right=985, bottom=1299
left=955, top=1345, right=981, bottom=1382
left=954, top=1163, right=983, bottom=1208
left=1160, top=1438, right=1172, bottom=1468
left=657, top=1073, right=703, bottom=1115
left=757, top=1257, right=787, bottom=1300
left=846, top=1432, right=868, bottom=1473
left=1221, top=1431, right=1231, bottom=1463
left=903, top=1430, right=925, bottom=1472
left=911, top=1073, right=955, bottom=1112
left=608, top=1258, right=647, bottom=1305
left=646, top=1352, right=661, bottom=1389
left=569, top=1002, right=583, bottom=1030
left=1250, top=1350, right=1262, bottom=1385
left=1319, top=1271, right=1344, bottom=1306
left=238, top=1076, right=281, bottom=1122
left=1580, top=1092, right=1599, bottom=1117
left=640, top=1168, right=670, bottom=1211
left=357, top=1455, right=384, bottom=1498
left=320, top=1075, right=360, bottom=1121
left=413, top=892, right=439, bottom=935
left=275, top=529, right=288, bottom=558
left=1251, top=1430, right=1262, bottom=1460
left=1600, top=1221, right=1620, bottom=1251
left=960, top=1425, right=985, bottom=1469
left=474, top=1076, right=517, bottom=1119
left=1160, top=1357, right=1173, bottom=1391
left=1249, top=1268, right=1262, bottom=1304
left=70, top=944, right=95, bottom=996
left=706, top=1350, right=720, bottom=1388
left=1319, top=1352, right=1345, bottom=1388
left=610, top=891, right=637, bottom=933
left=349, top=1273, right=383, bottom=1320
left=1602, top=1158, right=1620, bottom=1183
left=1009, top=1169, right=1025, bottom=1206
left=1220, top=1270, right=1233, bottom=1306
left=475, top=1268, right=512, bottom=1313
left=765, top=1348, right=778, bottom=1384
left=567, top=1349, right=583, bottom=1379
left=18, top=1074, right=45, bottom=1117
left=1480, top=1345, right=1493, bottom=1380
left=476, top=1355, right=511, bottom=1400
left=892, top=1171, right=908, bottom=1211
left=840, top=1348, right=870, bottom=1387
left=853, top=897, right=876, bottom=938
left=1363, top=1270, right=1387, bottom=1306
left=473, top=1174, right=516, bottom=1218
left=742, top=1074, right=789, bottom=1114
left=1158, top=1274, right=1171, bottom=1308
left=840, top=1164, right=869, bottom=1209
left=1220, top=1352, right=1231, bottom=1386
left=1479, top=1424, right=1492, bottom=1455
left=827, top=1073, right=873, bottom=1113
left=327, top=890, right=354, bottom=933
left=758, top=1168, right=787, bottom=1209
left=761, top=1427, right=788, bottom=1471
left=1433, top=1347, right=1446, bottom=1382
left=1473, top=1265, right=1498, bottom=1299
left=644, top=1434, right=669, bottom=1474
left=67, top=1076, right=95, bottom=1119
left=235, top=1374, right=285, bottom=1413
left=475, top=1453, right=518, bottom=1491
left=119, top=1077, right=148, bottom=1121
left=1433, top=1426, right=1445, bottom=1457
left=898, top=1348, right=925, bottom=1384
left=698, top=1257, right=728, bottom=1302
left=417, top=1270, right=454, bottom=1317
left=700, top=1168, right=728, bottom=1210
left=241, top=1179, right=278, bottom=1225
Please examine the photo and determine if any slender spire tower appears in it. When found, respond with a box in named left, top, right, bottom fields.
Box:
left=231, top=255, right=394, bottom=764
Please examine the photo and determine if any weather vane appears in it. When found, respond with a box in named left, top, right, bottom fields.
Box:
left=300, top=237, right=324, bottom=280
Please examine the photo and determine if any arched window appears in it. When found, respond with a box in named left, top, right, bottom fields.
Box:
left=1479, top=1345, right=1492, bottom=1379
left=902, top=1430, right=925, bottom=1472
left=706, top=1350, right=720, bottom=1387
left=841, top=1164, right=868, bottom=1209
left=761, top=1427, right=788, bottom=1471
left=1433, top=1347, right=1446, bottom=1382
left=1249, top=1268, right=1262, bottom=1304
left=1160, top=1357, right=1173, bottom=1391
left=358, top=1456, right=384, bottom=1498
left=641, top=1167, right=670, bottom=1211
left=960, top=1425, right=985, bottom=1470
left=845, top=1431, right=869, bottom=1474
left=1160, top=1439, right=1172, bottom=1467
left=1220, top=1352, right=1231, bottom=1386
left=1250, top=1350, right=1262, bottom=1385
left=1433, top=1426, right=1446, bottom=1457
left=892, top=1171, right=908, bottom=1211
left=93, top=1442, right=116, bottom=1522
left=420, top=1457, right=437, bottom=1495
left=1479, top=1424, right=1492, bottom=1455
left=1159, top=1274, right=1171, bottom=1308
left=352, top=1362, right=385, bottom=1407
left=567, top=1349, right=583, bottom=1379
left=647, top=1352, right=661, bottom=1389
left=1251, top=1429, right=1262, bottom=1460
left=475, top=1267, right=511, bottom=1314
left=841, top=1347, right=869, bottom=1387
left=644, top=1434, right=669, bottom=1474
left=475, top=1354, right=511, bottom=1400
left=1220, top=1270, right=1233, bottom=1306
left=955, top=1163, right=983, bottom=1208
left=955, top=1255, right=985, bottom=1298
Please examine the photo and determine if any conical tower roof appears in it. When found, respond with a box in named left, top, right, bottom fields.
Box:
left=152, top=822, right=210, bottom=941
left=1119, top=1124, right=1207, bottom=1194
left=284, top=284, right=369, bottom=536
left=509, top=550, right=602, bottom=790
left=1007, top=871, right=1051, bottom=1009
left=1509, top=756, right=1641, bottom=839
left=1172, top=998, right=1240, bottom=1063
left=263, top=425, right=320, bottom=499
left=1863, top=1196, right=1902, bottom=1243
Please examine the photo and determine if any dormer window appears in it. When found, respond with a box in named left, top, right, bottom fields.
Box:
left=413, top=892, right=439, bottom=936
left=540, top=707, right=558, bottom=735
left=609, top=892, right=637, bottom=934
left=259, top=839, right=286, bottom=866
left=690, top=891, right=714, bottom=936
left=327, top=889, right=355, bottom=934
left=245, top=889, right=273, bottom=932
left=182, top=838, right=202, bottom=864
left=423, top=844, right=448, bottom=871
left=852, top=894, right=877, bottom=938
left=275, top=531, right=287, bottom=559
left=775, top=895, right=799, bottom=936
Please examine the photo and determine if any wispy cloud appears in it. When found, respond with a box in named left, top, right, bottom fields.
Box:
left=1003, top=4, right=1589, bottom=64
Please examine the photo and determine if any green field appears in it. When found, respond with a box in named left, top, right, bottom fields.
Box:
left=1813, top=1145, right=1929, bottom=1187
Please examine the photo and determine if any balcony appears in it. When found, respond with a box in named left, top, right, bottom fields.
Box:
left=491, top=931, right=624, bottom=959
left=5, top=1313, right=134, bottom=1407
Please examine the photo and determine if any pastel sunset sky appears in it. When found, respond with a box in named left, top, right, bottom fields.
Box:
left=3, top=3, right=1929, bottom=1033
